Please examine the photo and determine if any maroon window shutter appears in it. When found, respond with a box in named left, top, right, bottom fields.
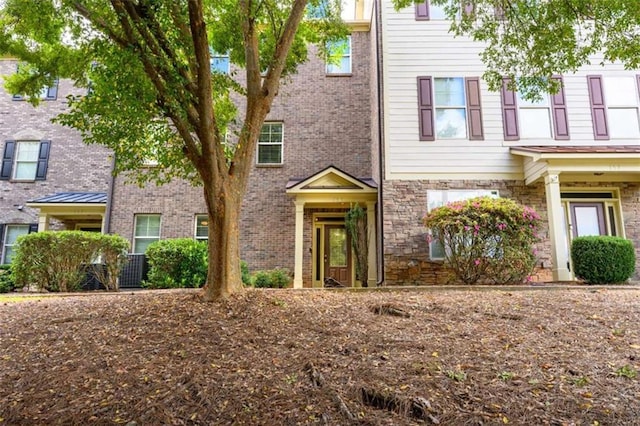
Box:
left=462, top=0, right=474, bottom=15
left=465, top=77, right=484, bottom=140
left=1, top=141, right=16, bottom=180
left=417, top=76, right=435, bottom=141
left=500, top=78, right=519, bottom=140
left=587, top=75, right=609, bottom=140
left=551, top=75, right=570, bottom=140
left=415, top=0, right=429, bottom=20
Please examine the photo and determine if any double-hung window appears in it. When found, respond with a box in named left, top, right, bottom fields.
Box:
left=257, top=122, right=283, bottom=165
left=133, top=214, right=161, bottom=254
left=602, top=76, right=640, bottom=139
left=195, top=215, right=209, bottom=242
left=1, top=140, right=51, bottom=181
left=417, top=76, right=484, bottom=141
left=416, top=1, right=471, bottom=20
left=210, top=51, right=230, bottom=74
left=326, top=36, right=351, bottom=75
left=434, top=77, right=467, bottom=139
left=2, top=225, right=30, bottom=264
left=427, top=190, right=499, bottom=259
left=500, top=77, right=569, bottom=141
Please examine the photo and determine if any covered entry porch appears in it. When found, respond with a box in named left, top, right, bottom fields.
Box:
left=26, top=192, right=108, bottom=233
left=511, top=146, right=640, bottom=281
left=286, top=166, right=378, bottom=288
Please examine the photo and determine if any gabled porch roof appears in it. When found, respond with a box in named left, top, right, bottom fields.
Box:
left=286, top=165, right=377, bottom=206
left=510, top=145, right=640, bottom=185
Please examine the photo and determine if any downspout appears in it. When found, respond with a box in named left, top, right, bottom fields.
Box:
left=374, top=0, right=385, bottom=286
left=103, top=154, right=116, bottom=234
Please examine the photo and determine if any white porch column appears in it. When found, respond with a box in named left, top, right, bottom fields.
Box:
left=544, top=173, right=571, bottom=281
left=366, top=201, right=377, bottom=287
left=37, top=213, right=50, bottom=232
left=293, top=201, right=305, bottom=289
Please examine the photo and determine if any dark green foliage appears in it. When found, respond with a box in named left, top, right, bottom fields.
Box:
left=571, top=236, right=636, bottom=284
left=424, top=197, right=541, bottom=285
left=241, top=260, right=251, bottom=286
left=0, top=265, right=15, bottom=293
left=144, top=239, right=208, bottom=289
left=251, top=268, right=292, bottom=288
left=11, top=231, right=129, bottom=292
left=345, top=204, right=368, bottom=285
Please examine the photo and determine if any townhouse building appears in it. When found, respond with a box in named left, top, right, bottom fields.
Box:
left=378, top=0, right=640, bottom=284
left=0, top=4, right=379, bottom=289
left=0, top=59, right=112, bottom=264
left=2, top=0, right=638, bottom=288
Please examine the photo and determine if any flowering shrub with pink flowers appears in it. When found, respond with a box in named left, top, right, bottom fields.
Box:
left=423, top=196, right=541, bottom=284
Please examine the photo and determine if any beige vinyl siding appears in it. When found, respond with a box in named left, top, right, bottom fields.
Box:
left=381, top=1, right=640, bottom=181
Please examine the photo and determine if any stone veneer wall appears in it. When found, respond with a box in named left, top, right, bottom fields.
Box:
left=382, top=180, right=639, bottom=285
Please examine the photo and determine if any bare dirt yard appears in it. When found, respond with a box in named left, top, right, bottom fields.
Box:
left=1, top=287, right=639, bottom=425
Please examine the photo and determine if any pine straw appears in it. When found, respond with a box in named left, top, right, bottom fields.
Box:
left=1, top=288, right=639, bottom=425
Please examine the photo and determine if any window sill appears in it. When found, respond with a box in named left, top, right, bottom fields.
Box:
left=256, top=163, right=283, bottom=168
left=326, top=73, right=352, bottom=77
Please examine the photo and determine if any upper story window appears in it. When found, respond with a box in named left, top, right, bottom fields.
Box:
left=210, top=51, right=230, bottom=74
left=434, top=77, right=467, bottom=139
left=1, top=224, right=30, bottom=264
left=195, top=215, right=209, bottom=241
left=307, top=0, right=328, bottom=18
left=0, top=140, right=51, bottom=182
left=500, top=77, right=569, bottom=141
left=416, top=1, right=470, bottom=20
left=326, top=36, right=351, bottom=75
left=603, top=76, right=640, bottom=139
left=11, top=64, right=59, bottom=101
left=257, top=122, right=283, bottom=165
left=133, top=214, right=161, bottom=254
left=517, top=93, right=553, bottom=139
left=417, top=76, right=484, bottom=141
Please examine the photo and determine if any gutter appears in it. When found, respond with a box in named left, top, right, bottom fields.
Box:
left=374, top=0, right=385, bottom=287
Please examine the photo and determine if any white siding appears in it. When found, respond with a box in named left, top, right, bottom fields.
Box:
left=381, top=0, right=640, bottom=181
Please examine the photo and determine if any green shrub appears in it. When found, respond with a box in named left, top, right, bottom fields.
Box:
left=0, top=265, right=14, bottom=293
left=144, top=238, right=208, bottom=289
left=571, top=236, right=636, bottom=284
left=251, top=268, right=292, bottom=288
left=11, top=231, right=129, bottom=292
left=423, top=196, right=541, bottom=285
left=241, top=261, right=252, bottom=286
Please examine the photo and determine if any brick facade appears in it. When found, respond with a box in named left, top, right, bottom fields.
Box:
left=109, top=31, right=373, bottom=279
left=0, top=59, right=111, bottom=233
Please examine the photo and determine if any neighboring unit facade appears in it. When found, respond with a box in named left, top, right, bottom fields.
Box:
left=108, top=11, right=378, bottom=288
left=378, top=0, right=640, bottom=284
left=0, top=59, right=112, bottom=264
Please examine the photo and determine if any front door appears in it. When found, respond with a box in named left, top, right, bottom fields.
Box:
left=324, top=225, right=352, bottom=286
left=569, top=202, right=606, bottom=237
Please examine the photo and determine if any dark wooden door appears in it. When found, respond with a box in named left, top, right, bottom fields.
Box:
left=324, top=225, right=352, bottom=286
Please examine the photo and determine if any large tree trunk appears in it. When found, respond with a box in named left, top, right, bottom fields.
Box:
left=201, top=181, right=245, bottom=301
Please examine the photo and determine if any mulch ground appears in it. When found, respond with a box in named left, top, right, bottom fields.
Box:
left=1, top=287, right=639, bottom=425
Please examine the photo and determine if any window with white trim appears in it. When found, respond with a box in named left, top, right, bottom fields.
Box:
left=2, top=224, right=29, bottom=264
left=603, top=76, right=640, bottom=139
left=517, top=92, right=552, bottom=139
left=210, top=51, right=230, bottom=74
left=195, top=215, right=209, bottom=241
left=326, top=36, right=351, bottom=74
left=434, top=77, right=467, bottom=139
left=133, top=214, right=161, bottom=254
left=257, top=122, right=283, bottom=165
left=427, top=190, right=499, bottom=259
left=12, top=141, right=40, bottom=180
